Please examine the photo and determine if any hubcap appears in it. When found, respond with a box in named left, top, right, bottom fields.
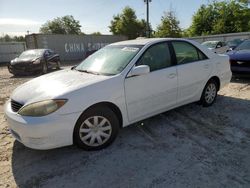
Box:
left=79, top=116, right=112, bottom=147
left=205, top=83, right=217, bottom=104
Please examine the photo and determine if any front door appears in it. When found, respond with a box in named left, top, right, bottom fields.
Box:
left=124, top=42, right=177, bottom=122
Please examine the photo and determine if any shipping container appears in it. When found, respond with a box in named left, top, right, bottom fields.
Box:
left=0, top=42, right=26, bottom=64
left=25, top=34, right=127, bottom=62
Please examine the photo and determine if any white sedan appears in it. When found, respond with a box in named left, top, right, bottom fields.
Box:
left=4, top=38, right=232, bottom=150
left=201, top=41, right=230, bottom=54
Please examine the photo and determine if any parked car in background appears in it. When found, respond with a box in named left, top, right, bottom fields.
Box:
left=227, top=39, right=250, bottom=74
left=8, top=49, right=61, bottom=76
left=4, top=38, right=232, bottom=151
left=201, top=41, right=229, bottom=54
left=226, top=39, right=245, bottom=51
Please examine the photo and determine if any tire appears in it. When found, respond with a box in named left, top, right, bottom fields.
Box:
left=73, top=106, right=119, bottom=150
left=200, top=79, right=218, bottom=107
left=56, top=61, right=61, bottom=70
left=42, top=62, right=48, bottom=74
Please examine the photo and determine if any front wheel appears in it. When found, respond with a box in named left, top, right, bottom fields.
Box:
left=200, top=80, right=218, bottom=107
left=41, top=62, right=48, bottom=74
left=56, top=61, right=61, bottom=70
left=73, top=106, right=119, bottom=150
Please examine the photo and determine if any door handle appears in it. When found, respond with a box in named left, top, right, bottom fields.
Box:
left=168, top=73, right=176, bottom=79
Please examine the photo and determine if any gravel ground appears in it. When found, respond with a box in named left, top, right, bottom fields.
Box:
left=0, top=66, right=250, bottom=188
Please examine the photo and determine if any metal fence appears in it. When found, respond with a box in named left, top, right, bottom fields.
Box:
left=189, top=32, right=250, bottom=43
left=25, top=34, right=127, bottom=61
left=0, top=42, right=26, bottom=63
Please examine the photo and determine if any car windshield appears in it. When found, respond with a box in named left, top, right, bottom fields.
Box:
left=75, top=45, right=142, bottom=75
left=19, top=50, right=44, bottom=59
left=227, top=39, right=244, bottom=47
left=201, top=41, right=218, bottom=49
left=235, top=40, right=250, bottom=50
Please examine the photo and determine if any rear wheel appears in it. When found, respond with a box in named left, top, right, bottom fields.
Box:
left=200, top=79, right=218, bottom=107
left=73, top=106, right=119, bottom=150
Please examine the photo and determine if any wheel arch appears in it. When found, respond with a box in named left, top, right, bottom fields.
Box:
left=208, top=76, right=220, bottom=91
left=199, top=76, right=221, bottom=102
left=76, top=101, right=123, bottom=128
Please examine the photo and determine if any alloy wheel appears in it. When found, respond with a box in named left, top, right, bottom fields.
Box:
left=205, top=83, right=217, bottom=104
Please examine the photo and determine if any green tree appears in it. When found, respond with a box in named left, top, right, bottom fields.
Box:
left=154, top=11, right=182, bottom=38
left=138, top=19, right=152, bottom=37
left=13, top=36, right=25, bottom=42
left=91, top=32, right=102, bottom=35
left=0, top=34, right=25, bottom=42
left=2, top=34, right=11, bottom=42
left=188, top=0, right=250, bottom=36
left=188, top=4, right=216, bottom=36
left=40, top=15, right=82, bottom=34
left=109, top=6, right=148, bottom=39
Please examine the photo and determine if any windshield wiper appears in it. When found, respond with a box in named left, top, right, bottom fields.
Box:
left=77, top=69, right=100, bottom=75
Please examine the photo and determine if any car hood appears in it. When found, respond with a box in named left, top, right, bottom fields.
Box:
left=227, top=50, right=250, bottom=61
left=11, top=69, right=110, bottom=105
left=10, top=57, right=39, bottom=65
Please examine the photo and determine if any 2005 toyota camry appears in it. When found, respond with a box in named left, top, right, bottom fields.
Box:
left=4, top=38, right=232, bottom=150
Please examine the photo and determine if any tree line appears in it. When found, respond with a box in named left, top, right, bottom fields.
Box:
left=0, top=35, right=25, bottom=42
left=1, top=0, right=250, bottom=42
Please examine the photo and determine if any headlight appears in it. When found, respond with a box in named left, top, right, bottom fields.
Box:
left=33, top=59, right=41, bottom=64
left=18, top=99, right=67, bottom=117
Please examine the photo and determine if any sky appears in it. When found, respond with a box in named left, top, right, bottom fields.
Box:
left=0, top=0, right=212, bottom=36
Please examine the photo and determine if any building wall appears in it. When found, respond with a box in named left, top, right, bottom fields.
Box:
left=189, top=32, right=250, bottom=43
left=25, top=34, right=127, bottom=61
left=0, top=42, right=26, bottom=63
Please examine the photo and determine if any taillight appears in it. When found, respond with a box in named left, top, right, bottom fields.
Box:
left=230, top=60, right=237, bottom=65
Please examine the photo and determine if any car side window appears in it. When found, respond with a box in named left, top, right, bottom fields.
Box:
left=44, top=50, right=50, bottom=57
left=137, top=43, right=172, bottom=72
left=49, top=50, right=55, bottom=54
left=172, top=41, right=207, bottom=65
left=217, top=42, right=222, bottom=48
left=198, top=50, right=207, bottom=60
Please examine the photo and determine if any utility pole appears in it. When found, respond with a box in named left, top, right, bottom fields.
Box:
left=144, top=0, right=151, bottom=38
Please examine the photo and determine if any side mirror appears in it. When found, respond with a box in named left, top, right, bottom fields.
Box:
left=71, top=65, right=77, bottom=70
left=129, top=65, right=150, bottom=77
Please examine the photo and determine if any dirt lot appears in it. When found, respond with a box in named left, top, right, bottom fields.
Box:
left=0, top=65, right=250, bottom=188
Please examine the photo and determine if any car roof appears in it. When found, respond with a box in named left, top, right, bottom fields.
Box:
left=110, top=38, right=194, bottom=46
left=202, top=41, right=220, bottom=43
left=25, top=49, right=51, bottom=52
left=110, top=37, right=217, bottom=59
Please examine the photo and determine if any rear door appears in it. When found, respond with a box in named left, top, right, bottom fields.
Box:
left=124, top=42, right=178, bottom=122
left=171, top=41, right=212, bottom=105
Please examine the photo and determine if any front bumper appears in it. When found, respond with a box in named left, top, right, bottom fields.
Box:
left=8, top=63, right=42, bottom=75
left=4, top=100, right=81, bottom=150
left=231, top=66, right=250, bottom=74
